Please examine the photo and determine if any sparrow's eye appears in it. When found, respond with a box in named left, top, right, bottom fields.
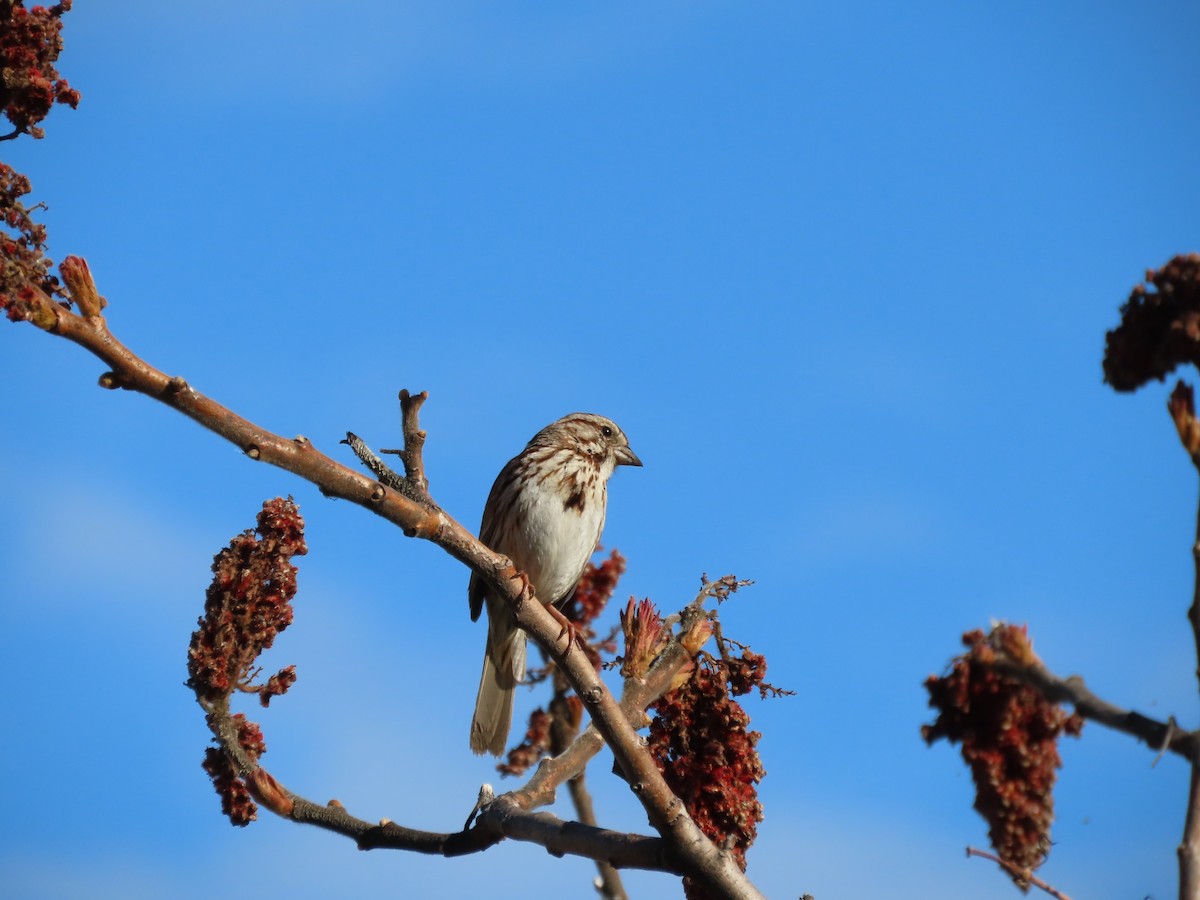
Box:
left=601, top=425, right=613, bottom=438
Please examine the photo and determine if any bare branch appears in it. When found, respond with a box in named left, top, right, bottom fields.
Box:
left=16, top=269, right=764, bottom=898
left=343, top=431, right=430, bottom=506
left=203, top=695, right=680, bottom=870
left=364, top=389, right=436, bottom=502
left=966, top=846, right=1073, bottom=899
left=514, top=590, right=715, bottom=811
left=568, top=772, right=628, bottom=900
left=547, top=669, right=629, bottom=900
left=395, top=388, right=432, bottom=495
left=1178, top=393, right=1200, bottom=900
left=988, top=656, right=1200, bottom=763
left=1180, top=767, right=1200, bottom=900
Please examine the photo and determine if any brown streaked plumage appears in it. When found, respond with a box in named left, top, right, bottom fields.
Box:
left=469, top=413, right=641, bottom=756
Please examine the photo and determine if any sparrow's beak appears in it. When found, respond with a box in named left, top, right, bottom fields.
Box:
left=616, top=446, right=643, bottom=467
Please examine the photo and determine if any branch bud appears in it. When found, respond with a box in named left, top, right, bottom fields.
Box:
left=59, top=255, right=105, bottom=316
left=1168, top=381, right=1200, bottom=459
left=248, top=768, right=294, bottom=817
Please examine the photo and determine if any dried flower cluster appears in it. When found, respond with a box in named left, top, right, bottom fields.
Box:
left=922, top=625, right=1083, bottom=888
left=0, top=161, right=64, bottom=319
left=189, top=499, right=306, bottom=826
left=559, top=548, right=626, bottom=669
left=0, top=2, right=80, bottom=318
left=648, top=640, right=767, bottom=896
left=500, top=551, right=625, bottom=775
left=201, top=714, right=268, bottom=826
left=187, top=497, right=307, bottom=707
left=1103, top=253, right=1200, bottom=392
left=498, top=707, right=554, bottom=776
left=0, top=0, right=79, bottom=139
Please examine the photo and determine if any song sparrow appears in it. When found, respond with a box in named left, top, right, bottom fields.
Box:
left=469, top=413, right=642, bottom=756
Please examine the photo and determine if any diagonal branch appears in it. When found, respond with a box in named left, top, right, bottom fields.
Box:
left=513, top=586, right=713, bottom=811
left=988, top=656, right=1200, bottom=763
left=14, top=266, right=763, bottom=899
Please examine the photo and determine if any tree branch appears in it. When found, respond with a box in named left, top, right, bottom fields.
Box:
left=988, top=656, right=1200, bottom=763
left=17, top=268, right=763, bottom=899
left=966, top=846, right=1072, bottom=899
left=547, top=669, right=629, bottom=900
left=513, top=586, right=715, bottom=811
left=1179, top=404, right=1200, bottom=900
left=203, top=695, right=677, bottom=869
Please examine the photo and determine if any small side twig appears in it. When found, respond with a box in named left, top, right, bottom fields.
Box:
left=343, top=432, right=410, bottom=493
left=392, top=388, right=432, bottom=495
left=345, top=392, right=438, bottom=508
left=966, top=846, right=1072, bottom=899
left=1154, top=716, right=1178, bottom=768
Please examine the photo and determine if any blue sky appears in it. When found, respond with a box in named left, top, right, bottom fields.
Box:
left=2, top=3, right=1198, bottom=898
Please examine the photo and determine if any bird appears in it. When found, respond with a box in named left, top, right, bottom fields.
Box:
left=468, top=413, right=641, bottom=756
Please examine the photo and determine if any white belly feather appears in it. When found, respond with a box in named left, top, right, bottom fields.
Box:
left=508, top=479, right=606, bottom=605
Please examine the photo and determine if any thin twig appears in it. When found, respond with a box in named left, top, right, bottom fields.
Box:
left=343, top=431, right=429, bottom=505
left=1155, top=717, right=1178, bottom=768
left=965, top=846, right=1072, bottom=899
left=396, top=388, right=432, bottom=495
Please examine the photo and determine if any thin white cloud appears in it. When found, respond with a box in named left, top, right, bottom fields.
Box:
left=7, top=479, right=211, bottom=608
left=89, top=3, right=724, bottom=106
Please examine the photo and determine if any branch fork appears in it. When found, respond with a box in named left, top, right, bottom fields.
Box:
left=21, top=259, right=764, bottom=898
